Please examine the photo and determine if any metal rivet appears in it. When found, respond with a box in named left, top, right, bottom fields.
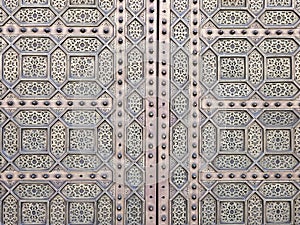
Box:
left=217, top=174, right=223, bottom=179
left=206, top=174, right=211, bottom=179
left=117, top=153, right=122, bottom=159
left=6, top=174, right=13, bottom=179
left=67, top=174, right=73, bottom=179
left=31, top=174, right=37, bottom=179
left=43, top=174, right=49, bottom=179
left=90, top=174, right=96, bottom=179
left=275, top=173, right=281, bottom=178
left=263, top=174, right=269, bottom=179
left=229, top=173, right=235, bottom=178
left=275, top=102, right=281, bottom=107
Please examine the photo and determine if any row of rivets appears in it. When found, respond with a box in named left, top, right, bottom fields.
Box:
left=204, top=173, right=297, bottom=179
left=1, top=100, right=109, bottom=106
left=1, top=27, right=111, bottom=34
left=190, top=0, right=199, bottom=223
left=205, top=101, right=298, bottom=108
left=116, top=0, right=125, bottom=223
left=4, top=173, right=108, bottom=180
left=206, top=29, right=296, bottom=36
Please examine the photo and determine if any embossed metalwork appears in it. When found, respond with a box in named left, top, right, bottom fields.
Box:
left=0, top=0, right=156, bottom=224
left=1, top=0, right=300, bottom=224
left=197, top=1, right=300, bottom=224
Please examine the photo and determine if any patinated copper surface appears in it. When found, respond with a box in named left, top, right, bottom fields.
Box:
left=0, top=0, right=300, bottom=224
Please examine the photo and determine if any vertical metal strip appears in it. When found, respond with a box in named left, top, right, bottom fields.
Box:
left=158, top=0, right=170, bottom=223
left=189, top=0, right=201, bottom=224
left=115, top=0, right=125, bottom=223
left=145, top=0, right=158, bottom=224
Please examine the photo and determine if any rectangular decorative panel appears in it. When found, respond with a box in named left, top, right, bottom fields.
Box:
left=0, top=0, right=157, bottom=224
left=1, top=0, right=300, bottom=224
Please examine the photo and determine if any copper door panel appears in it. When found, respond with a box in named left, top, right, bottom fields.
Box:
left=1, top=0, right=300, bottom=225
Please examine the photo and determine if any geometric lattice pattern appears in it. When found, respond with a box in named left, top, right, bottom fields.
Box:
left=1, top=0, right=300, bottom=224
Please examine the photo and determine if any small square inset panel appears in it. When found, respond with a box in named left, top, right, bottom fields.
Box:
left=266, top=129, right=291, bottom=152
left=220, top=201, right=244, bottom=224
left=22, top=129, right=47, bottom=151
left=69, top=202, right=95, bottom=224
left=266, top=201, right=291, bottom=223
left=267, top=0, right=292, bottom=7
left=220, top=57, right=245, bottom=79
left=69, top=129, right=95, bottom=152
left=21, top=202, right=47, bottom=225
left=221, top=0, right=246, bottom=7
left=267, top=57, right=291, bottom=79
left=220, top=129, right=245, bottom=152
left=70, top=56, right=95, bottom=79
left=22, top=56, right=48, bottom=78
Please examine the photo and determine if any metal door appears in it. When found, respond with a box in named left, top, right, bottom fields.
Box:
left=0, top=0, right=300, bottom=224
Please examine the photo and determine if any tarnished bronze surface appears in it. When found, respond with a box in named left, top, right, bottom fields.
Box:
left=1, top=0, right=300, bottom=224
